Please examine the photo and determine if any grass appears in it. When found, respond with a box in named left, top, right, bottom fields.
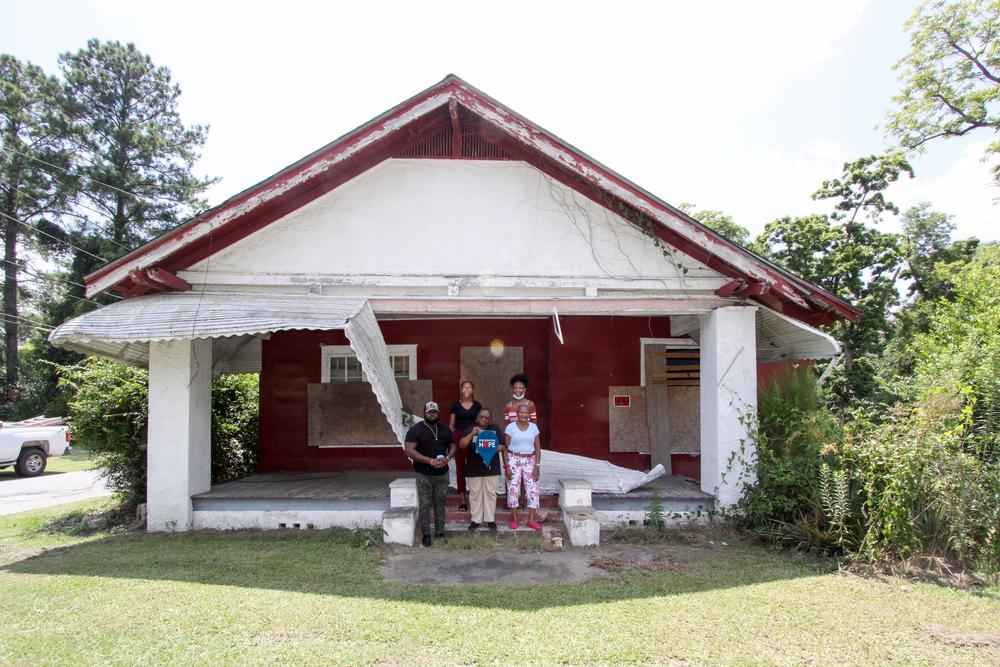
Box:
left=0, top=448, right=95, bottom=480
left=1, top=501, right=999, bottom=665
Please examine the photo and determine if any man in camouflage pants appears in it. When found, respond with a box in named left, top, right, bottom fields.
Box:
left=403, top=402, right=455, bottom=546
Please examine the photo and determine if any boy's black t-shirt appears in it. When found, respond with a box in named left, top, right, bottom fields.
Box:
left=405, top=420, right=453, bottom=476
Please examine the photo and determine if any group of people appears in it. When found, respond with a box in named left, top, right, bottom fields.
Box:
left=402, top=374, right=542, bottom=547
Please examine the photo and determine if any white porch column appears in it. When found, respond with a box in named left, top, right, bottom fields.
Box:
left=146, top=339, right=212, bottom=532
left=700, top=306, right=757, bottom=507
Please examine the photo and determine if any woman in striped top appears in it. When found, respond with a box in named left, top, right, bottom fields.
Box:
left=503, top=373, right=537, bottom=425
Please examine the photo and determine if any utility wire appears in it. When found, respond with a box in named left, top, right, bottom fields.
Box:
left=0, top=317, right=55, bottom=335
left=0, top=210, right=108, bottom=262
left=19, top=284, right=104, bottom=309
left=8, top=187, right=135, bottom=254
left=0, top=258, right=121, bottom=300
left=0, top=312, right=55, bottom=331
left=0, top=146, right=191, bottom=209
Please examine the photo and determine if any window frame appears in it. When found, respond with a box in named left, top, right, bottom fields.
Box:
left=320, top=344, right=417, bottom=383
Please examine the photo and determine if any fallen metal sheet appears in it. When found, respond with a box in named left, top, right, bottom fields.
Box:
left=450, top=449, right=666, bottom=494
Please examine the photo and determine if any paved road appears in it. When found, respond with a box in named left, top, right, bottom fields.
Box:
left=0, top=469, right=112, bottom=516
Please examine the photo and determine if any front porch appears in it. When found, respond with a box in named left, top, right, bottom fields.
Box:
left=52, top=297, right=795, bottom=533
left=190, top=471, right=713, bottom=531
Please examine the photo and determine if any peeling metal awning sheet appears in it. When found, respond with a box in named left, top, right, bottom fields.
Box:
left=49, top=291, right=368, bottom=345
left=756, top=306, right=839, bottom=363
left=48, top=292, right=408, bottom=445
left=449, top=450, right=665, bottom=494
left=342, top=302, right=407, bottom=445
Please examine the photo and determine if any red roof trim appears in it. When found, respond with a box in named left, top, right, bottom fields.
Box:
left=84, top=74, right=860, bottom=323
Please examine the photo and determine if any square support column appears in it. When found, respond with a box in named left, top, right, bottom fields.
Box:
left=147, top=339, right=213, bottom=531
left=700, top=306, right=757, bottom=507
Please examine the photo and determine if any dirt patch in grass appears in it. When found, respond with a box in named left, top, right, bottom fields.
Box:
left=380, top=547, right=607, bottom=585
left=590, top=553, right=693, bottom=573
left=40, top=503, right=135, bottom=536
left=926, top=623, right=1000, bottom=648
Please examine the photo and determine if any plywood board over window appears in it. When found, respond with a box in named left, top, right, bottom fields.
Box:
left=609, top=386, right=649, bottom=452
left=459, top=346, right=524, bottom=424
left=307, top=380, right=432, bottom=447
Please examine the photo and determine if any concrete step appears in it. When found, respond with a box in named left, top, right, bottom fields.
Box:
left=444, top=509, right=562, bottom=523
left=441, top=521, right=563, bottom=539
left=446, top=494, right=560, bottom=509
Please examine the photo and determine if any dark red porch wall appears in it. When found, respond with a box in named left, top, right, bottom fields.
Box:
left=257, top=315, right=811, bottom=477
left=547, top=316, right=671, bottom=470
left=257, top=319, right=551, bottom=472
left=758, top=359, right=815, bottom=387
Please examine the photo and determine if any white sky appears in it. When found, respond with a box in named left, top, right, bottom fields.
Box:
left=4, top=0, right=998, bottom=242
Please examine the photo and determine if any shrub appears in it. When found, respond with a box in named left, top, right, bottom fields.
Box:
left=737, top=364, right=843, bottom=529
left=211, top=373, right=260, bottom=483
left=61, top=358, right=259, bottom=508
left=60, top=359, right=149, bottom=508
left=841, top=384, right=1000, bottom=569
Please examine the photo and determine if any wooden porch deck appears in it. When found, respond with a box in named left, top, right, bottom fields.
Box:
left=193, top=471, right=711, bottom=506
left=190, top=471, right=713, bottom=530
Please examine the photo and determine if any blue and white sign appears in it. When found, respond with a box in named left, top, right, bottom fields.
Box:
left=475, top=430, right=499, bottom=467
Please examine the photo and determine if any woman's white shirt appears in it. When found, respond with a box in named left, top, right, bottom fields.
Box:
left=505, top=421, right=539, bottom=455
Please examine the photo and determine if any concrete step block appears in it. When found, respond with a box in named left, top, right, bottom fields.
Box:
left=389, top=478, right=417, bottom=508
left=559, top=479, right=592, bottom=510
left=563, top=507, right=600, bottom=546
left=382, top=507, right=417, bottom=546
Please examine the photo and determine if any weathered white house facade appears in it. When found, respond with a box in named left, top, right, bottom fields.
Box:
left=49, top=76, right=857, bottom=535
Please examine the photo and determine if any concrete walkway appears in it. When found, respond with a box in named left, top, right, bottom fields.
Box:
left=0, top=469, right=112, bottom=516
left=381, top=549, right=608, bottom=585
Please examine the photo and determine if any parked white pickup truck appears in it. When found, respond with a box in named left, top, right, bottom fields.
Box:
left=0, top=417, right=71, bottom=477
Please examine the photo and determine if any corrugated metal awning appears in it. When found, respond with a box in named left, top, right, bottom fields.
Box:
left=49, top=292, right=367, bottom=345
left=756, top=306, right=839, bottom=363
left=674, top=306, right=839, bottom=363
left=49, top=292, right=408, bottom=444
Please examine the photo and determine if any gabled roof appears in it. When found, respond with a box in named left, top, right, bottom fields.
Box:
left=85, top=74, right=860, bottom=325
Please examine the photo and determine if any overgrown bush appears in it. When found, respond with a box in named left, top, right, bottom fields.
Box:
left=736, top=365, right=999, bottom=573
left=841, top=385, right=1000, bottom=570
left=211, top=373, right=260, bottom=483
left=908, top=245, right=1000, bottom=463
left=60, top=358, right=260, bottom=508
left=60, top=359, right=149, bottom=507
left=736, top=365, right=843, bottom=530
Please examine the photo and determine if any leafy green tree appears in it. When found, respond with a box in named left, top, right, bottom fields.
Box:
left=755, top=154, right=912, bottom=406
left=878, top=204, right=980, bottom=386
left=900, top=203, right=980, bottom=301
left=62, top=358, right=259, bottom=508
left=887, top=0, right=1000, bottom=183
left=0, top=54, right=74, bottom=402
left=58, top=39, right=216, bottom=255
left=677, top=202, right=751, bottom=246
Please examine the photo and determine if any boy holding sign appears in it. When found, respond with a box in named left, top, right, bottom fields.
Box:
left=458, top=408, right=505, bottom=532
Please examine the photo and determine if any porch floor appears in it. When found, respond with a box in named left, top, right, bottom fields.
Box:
left=193, top=471, right=711, bottom=505
left=194, top=471, right=400, bottom=501
left=190, top=471, right=714, bottom=530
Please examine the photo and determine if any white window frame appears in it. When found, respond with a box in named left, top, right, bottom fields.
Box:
left=320, top=344, right=417, bottom=383
left=640, top=337, right=699, bottom=387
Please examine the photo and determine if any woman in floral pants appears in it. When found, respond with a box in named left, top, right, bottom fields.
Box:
left=503, top=403, right=542, bottom=531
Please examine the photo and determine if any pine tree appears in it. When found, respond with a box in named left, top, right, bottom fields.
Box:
left=0, top=54, right=74, bottom=401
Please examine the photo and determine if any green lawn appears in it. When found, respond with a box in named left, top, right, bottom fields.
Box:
left=1, top=500, right=998, bottom=666
left=0, top=448, right=95, bottom=480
